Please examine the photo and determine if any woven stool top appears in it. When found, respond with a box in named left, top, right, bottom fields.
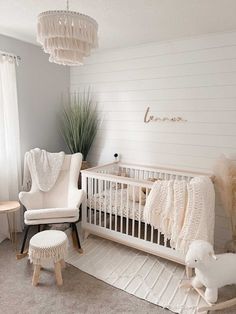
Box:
left=29, top=230, right=68, bottom=265
left=30, top=230, right=67, bottom=249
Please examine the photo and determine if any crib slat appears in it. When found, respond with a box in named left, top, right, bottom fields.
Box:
left=132, top=185, right=135, bottom=237
left=99, top=179, right=102, bottom=227
left=89, top=177, right=92, bottom=224
left=109, top=181, right=112, bottom=230
left=131, top=168, right=133, bottom=178
left=138, top=187, right=141, bottom=239
left=94, top=177, right=97, bottom=225
left=157, top=229, right=160, bottom=245
left=104, top=180, right=107, bottom=228
left=126, top=184, right=129, bottom=235
left=120, top=183, right=124, bottom=233
left=115, top=182, right=118, bottom=232
left=93, top=178, right=96, bottom=225
left=164, top=235, right=168, bottom=247
left=151, top=226, right=154, bottom=243
left=92, top=178, right=95, bottom=224
left=144, top=187, right=148, bottom=241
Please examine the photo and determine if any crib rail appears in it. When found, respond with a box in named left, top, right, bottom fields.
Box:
left=82, top=161, right=213, bottom=181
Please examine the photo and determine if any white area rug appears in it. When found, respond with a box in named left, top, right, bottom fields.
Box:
left=66, top=235, right=207, bottom=314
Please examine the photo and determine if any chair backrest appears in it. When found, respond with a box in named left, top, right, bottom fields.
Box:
left=31, top=153, right=82, bottom=208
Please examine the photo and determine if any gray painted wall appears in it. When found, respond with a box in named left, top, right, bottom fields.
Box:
left=0, top=34, right=70, bottom=160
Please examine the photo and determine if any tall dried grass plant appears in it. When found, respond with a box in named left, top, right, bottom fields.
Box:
left=61, top=90, right=99, bottom=160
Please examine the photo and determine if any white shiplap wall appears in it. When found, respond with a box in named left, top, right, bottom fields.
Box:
left=71, top=31, right=236, bottom=249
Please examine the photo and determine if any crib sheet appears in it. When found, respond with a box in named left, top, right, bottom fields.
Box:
left=88, top=188, right=145, bottom=221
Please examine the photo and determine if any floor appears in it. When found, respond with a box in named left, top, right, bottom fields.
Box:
left=0, top=232, right=236, bottom=314
left=0, top=234, right=168, bottom=314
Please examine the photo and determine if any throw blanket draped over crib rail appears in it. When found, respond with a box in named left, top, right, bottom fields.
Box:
left=143, top=176, right=215, bottom=253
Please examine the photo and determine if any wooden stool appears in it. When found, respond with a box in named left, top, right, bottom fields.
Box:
left=29, top=230, right=68, bottom=286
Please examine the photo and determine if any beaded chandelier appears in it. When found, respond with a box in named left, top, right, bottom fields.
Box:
left=37, top=0, right=98, bottom=66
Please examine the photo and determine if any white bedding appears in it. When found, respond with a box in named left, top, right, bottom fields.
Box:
left=88, top=188, right=145, bottom=221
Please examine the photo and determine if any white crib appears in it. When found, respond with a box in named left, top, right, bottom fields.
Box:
left=81, top=162, right=213, bottom=266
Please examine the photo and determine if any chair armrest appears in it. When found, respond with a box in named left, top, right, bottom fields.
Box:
left=19, top=190, right=43, bottom=210
left=68, top=189, right=85, bottom=208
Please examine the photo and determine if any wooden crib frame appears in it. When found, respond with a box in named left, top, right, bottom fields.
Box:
left=81, top=162, right=213, bottom=266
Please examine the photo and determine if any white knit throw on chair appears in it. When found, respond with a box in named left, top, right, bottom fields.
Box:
left=23, top=148, right=65, bottom=192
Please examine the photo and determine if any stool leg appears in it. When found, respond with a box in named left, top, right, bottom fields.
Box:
left=54, top=261, right=63, bottom=286
left=32, top=264, right=41, bottom=286
left=60, top=259, right=66, bottom=269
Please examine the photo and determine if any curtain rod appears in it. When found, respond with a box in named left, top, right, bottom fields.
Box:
left=0, top=50, right=21, bottom=61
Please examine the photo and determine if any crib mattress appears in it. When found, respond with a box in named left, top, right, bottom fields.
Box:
left=88, top=189, right=145, bottom=221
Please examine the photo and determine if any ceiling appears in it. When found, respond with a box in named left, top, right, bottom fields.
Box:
left=1, top=0, right=236, bottom=50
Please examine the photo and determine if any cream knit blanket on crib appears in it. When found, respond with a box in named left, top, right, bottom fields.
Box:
left=143, top=176, right=215, bottom=253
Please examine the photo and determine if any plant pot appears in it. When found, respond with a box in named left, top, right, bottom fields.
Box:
left=81, top=160, right=90, bottom=170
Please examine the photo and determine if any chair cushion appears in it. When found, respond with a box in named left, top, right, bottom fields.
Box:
left=24, top=208, right=79, bottom=221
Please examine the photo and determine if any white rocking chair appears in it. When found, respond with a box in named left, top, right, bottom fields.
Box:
left=17, top=152, right=84, bottom=258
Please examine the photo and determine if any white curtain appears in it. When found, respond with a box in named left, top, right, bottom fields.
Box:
left=0, top=54, right=22, bottom=242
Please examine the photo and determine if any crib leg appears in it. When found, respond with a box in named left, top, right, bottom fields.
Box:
left=83, top=230, right=90, bottom=241
left=186, top=266, right=193, bottom=279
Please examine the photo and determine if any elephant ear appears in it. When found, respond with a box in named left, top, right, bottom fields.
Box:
left=208, top=251, right=217, bottom=260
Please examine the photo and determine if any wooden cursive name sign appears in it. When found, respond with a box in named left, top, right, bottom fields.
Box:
left=144, top=107, right=187, bottom=123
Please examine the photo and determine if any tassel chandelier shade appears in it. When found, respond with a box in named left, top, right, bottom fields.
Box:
left=37, top=0, right=98, bottom=66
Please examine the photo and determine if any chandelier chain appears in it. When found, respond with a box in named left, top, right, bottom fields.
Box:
left=66, top=0, right=69, bottom=11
